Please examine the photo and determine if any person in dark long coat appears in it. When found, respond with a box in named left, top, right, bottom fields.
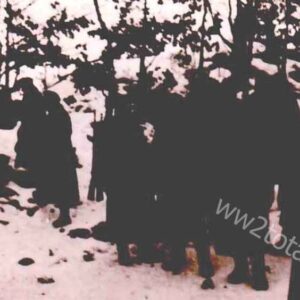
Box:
left=273, top=83, right=300, bottom=299
left=102, top=97, right=157, bottom=265
left=217, top=74, right=289, bottom=291
left=14, top=78, right=46, bottom=180
left=40, top=91, right=80, bottom=228
left=153, top=92, right=186, bottom=273
left=157, top=76, right=219, bottom=286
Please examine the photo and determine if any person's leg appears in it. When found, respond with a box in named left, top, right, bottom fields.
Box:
left=195, top=226, right=214, bottom=279
left=250, top=252, right=269, bottom=291
left=227, top=253, right=250, bottom=284
left=137, top=240, right=161, bottom=264
left=162, top=240, right=186, bottom=274
left=222, top=184, right=250, bottom=284
left=135, top=192, right=159, bottom=264
left=195, top=237, right=215, bottom=290
left=248, top=184, right=270, bottom=290
left=160, top=189, right=187, bottom=274
left=116, top=242, right=133, bottom=266
left=53, top=206, right=72, bottom=228
left=288, top=259, right=300, bottom=300
left=196, top=242, right=214, bottom=278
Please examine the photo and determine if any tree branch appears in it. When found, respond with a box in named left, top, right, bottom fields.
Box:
left=198, top=0, right=209, bottom=70
left=93, top=0, right=110, bottom=39
left=219, top=33, right=233, bottom=49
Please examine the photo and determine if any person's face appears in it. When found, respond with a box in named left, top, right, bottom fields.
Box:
left=11, top=88, right=24, bottom=101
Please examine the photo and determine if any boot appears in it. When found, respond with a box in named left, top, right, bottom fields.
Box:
left=227, top=255, right=250, bottom=284
left=162, top=242, right=186, bottom=275
left=251, top=253, right=269, bottom=291
left=195, top=240, right=214, bottom=278
left=201, top=278, right=215, bottom=290
left=117, top=243, right=133, bottom=266
left=53, top=208, right=72, bottom=228
left=138, top=242, right=161, bottom=264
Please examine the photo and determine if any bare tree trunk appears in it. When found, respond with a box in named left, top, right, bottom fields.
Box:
left=5, top=0, right=12, bottom=88
left=198, top=0, right=209, bottom=71
left=230, top=0, right=255, bottom=95
left=138, top=0, right=148, bottom=94
left=93, top=0, right=111, bottom=37
left=92, top=0, right=117, bottom=118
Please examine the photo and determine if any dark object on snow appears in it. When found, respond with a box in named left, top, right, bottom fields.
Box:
left=0, top=220, right=9, bottom=226
left=49, top=249, right=54, bottom=257
left=201, top=278, right=215, bottom=290
left=54, top=258, right=68, bottom=265
left=52, top=215, right=72, bottom=228
left=83, top=251, right=95, bottom=262
left=37, top=277, right=55, bottom=284
left=18, top=258, right=35, bottom=266
left=0, top=199, right=25, bottom=211
left=75, top=105, right=83, bottom=112
left=63, top=96, right=77, bottom=106
left=68, top=228, right=91, bottom=239
left=26, top=206, right=39, bottom=217
left=91, top=222, right=111, bottom=242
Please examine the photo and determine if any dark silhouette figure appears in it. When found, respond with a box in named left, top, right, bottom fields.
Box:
left=188, top=76, right=222, bottom=288
left=217, top=74, right=295, bottom=291
left=271, top=80, right=300, bottom=300
left=0, top=88, right=17, bottom=130
left=14, top=78, right=46, bottom=179
left=39, top=91, right=80, bottom=228
left=154, top=76, right=218, bottom=287
left=147, top=91, right=187, bottom=273
left=99, top=95, right=158, bottom=266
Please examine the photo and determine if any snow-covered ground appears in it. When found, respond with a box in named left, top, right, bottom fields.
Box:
left=0, top=113, right=291, bottom=300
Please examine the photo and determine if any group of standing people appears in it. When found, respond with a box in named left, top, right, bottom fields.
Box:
left=0, top=72, right=299, bottom=297
left=90, top=71, right=300, bottom=296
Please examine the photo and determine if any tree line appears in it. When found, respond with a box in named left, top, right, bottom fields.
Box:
left=0, top=0, right=299, bottom=104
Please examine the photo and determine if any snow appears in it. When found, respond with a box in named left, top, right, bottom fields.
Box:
left=0, top=113, right=291, bottom=300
